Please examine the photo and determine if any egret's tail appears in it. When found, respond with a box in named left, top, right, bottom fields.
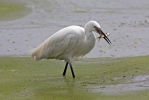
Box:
left=30, top=45, right=43, bottom=61
left=30, top=49, right=40, bottom=61
left=30, top=36, right=51, bottom=61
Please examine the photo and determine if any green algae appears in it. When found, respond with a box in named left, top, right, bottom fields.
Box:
left=0, top=1, right=31, bottom=21
left=0, top=56, right=149, bottom=100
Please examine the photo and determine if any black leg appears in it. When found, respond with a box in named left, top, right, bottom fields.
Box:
left=63, top=62, right=68, bottom=76
left=69, top=63, right=75, bottom=78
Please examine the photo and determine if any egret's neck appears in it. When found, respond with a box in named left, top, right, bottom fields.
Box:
left=84, top=27, right=96, bottom=50
left=84, top=26, right=96, bottom=41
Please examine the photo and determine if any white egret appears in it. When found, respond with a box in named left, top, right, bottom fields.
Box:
left=31, top=20, right=111, bottom=78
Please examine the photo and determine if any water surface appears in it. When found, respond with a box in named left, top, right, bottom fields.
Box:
left=0, top=0, right=149, bottom=57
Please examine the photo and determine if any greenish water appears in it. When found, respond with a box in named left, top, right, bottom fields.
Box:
left=0, top=56, right=149, bottom=100
left=0, top=1, right=31, bottom=21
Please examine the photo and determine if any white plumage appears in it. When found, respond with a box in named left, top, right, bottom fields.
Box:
left=31, top=20, right=111, bottom=78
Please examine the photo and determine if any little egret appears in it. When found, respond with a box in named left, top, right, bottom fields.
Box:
left=31, top=20, right=111, bottom=78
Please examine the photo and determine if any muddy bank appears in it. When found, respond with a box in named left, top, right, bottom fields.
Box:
left=0, top=0, right=149, bottom=57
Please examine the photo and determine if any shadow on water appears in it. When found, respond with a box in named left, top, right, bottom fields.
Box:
left=63, top=77, right=76, bottom=94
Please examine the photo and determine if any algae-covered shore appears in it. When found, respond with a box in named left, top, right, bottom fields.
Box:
left=0, top=56, right=149, bottom=100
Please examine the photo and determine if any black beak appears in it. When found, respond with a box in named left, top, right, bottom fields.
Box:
left=100, top=29, right=112, bottom=45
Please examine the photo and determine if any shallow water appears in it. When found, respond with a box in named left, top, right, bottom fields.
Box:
left=0, top=0, right=149, bottom=57
left=88, top=75, right=149, bottom=95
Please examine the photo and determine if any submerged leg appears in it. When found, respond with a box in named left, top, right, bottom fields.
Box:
left=63, top=62, right=68, bottom=76
left=69, top=63, right=75, bottom=78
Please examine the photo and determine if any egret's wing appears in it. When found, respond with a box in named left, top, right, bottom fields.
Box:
left=47, top=33, right=79, bottom=57
left=37, top=26, right=84, bottom=60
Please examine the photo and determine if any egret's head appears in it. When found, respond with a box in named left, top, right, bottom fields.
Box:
left=85, top=20, right=101, bottom=31
left=86, top=20, right=112, bottom=45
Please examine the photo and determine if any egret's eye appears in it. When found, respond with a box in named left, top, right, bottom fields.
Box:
left=94, top=26, right=98, bottom=30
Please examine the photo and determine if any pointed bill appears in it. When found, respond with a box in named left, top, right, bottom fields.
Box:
left=100, top=29, right=112, bottom=45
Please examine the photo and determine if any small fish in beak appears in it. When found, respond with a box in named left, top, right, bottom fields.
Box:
left=94, top=26, right=112, bottom=45
left=97, top=32, right=112, bottom=46
left=97, top=33, right=110, bottom=41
